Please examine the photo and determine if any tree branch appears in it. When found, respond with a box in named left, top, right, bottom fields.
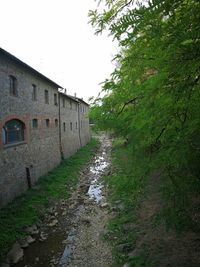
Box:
left=112, top=0, right=135, bottom=20
left=117, top=96, right=141, bottom=116
left=155, top=127, right=166, bottom=144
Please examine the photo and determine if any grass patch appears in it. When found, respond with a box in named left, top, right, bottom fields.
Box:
left=103, top=138, right=148, bottom=267
left=104, top=137, right=200, bottom=267
left=0, top=138, right=99, bottom=260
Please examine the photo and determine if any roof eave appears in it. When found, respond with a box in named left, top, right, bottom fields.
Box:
left=0, top=47, right=63, bottom=89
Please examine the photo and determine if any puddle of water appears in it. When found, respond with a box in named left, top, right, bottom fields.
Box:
left=59, top=245, right=72, bottom=266
left=59, top=230, right=77, bottom=266
left=59, top=204, right=85, bottom=266
left=90, top=159, right=108, bottom=173
left=88, top=183, right=104, bottom=203
left=15, top=233, right=65, bottom=267
left=88, top=153, right=109, bottom=203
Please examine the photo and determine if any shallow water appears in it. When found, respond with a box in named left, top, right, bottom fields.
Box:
left=88, top=154, right=109, bottom=203
left=14, top=136, right=110, bottom=267
left=59, top=148, right=110, bottom=265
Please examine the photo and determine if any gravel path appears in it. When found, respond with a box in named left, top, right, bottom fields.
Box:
left=66, top=133, right=113, bottom=267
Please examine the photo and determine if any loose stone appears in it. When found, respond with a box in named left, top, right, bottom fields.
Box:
left=81, top=217, right=91, bottom=224
left=39, top=232, right=48, bottom=241
left=18, top=238, right=29, bottom=248
left=26, top=235, right=36, bottom=244
left=48, top=219, right=58, bottom=227
left=100, top=202, right=109, bottom=208
left=24, top=224, right=39, bottom=235
left=6, top=242, right=24, bottom=264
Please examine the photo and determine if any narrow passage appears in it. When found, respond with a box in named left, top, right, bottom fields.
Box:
left=15, top=133, right=113, bottom=267
left=66, top=133, right=113, bottom=267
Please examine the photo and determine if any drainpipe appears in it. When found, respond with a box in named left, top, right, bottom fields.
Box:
left=58, top=92, right=64, bottom=160
left=78, top=102, right=82, bottom=148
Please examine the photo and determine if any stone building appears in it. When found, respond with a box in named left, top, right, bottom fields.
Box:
left=0, top=48, right=90, bottom=207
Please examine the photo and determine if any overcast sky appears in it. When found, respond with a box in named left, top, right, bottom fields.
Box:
left=0, top=0, right=117, bottom=101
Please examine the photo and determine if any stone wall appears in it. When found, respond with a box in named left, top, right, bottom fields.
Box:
left=59, top=93, right=80, bottom=158
left=0, top=51, right=90, bottom=207
left=79, top=101, right=91, bottom=147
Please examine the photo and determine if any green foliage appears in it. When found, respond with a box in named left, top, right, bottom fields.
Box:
left=89, top=0, right=200, bottom=231
left=0, top=138, right=99, bottom=261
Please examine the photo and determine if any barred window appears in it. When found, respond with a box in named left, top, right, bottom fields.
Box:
left=9, top=75, right=18, bottom=96
left=54, top=93, right=58, bottom=106
left=32, top=84, right=37, bottom=101
left=46, top=119, right=50, bottom=127
left=3, top=119, right=25, bottom=145
left=32, top=119, right=38, bottom=128
left=63, top=98, right=65, bottom=108
left=45, top=90, right=49, bottom=104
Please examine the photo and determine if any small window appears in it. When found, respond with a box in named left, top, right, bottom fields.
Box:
left=54, top=93, right=58, bottom=106
left=63, top=122, right=66, bottom=132
left=70, top=122, right=73, bottom=131
left=2, top=119, right=25, bottom=145
left=32, top=119, right=38, bottom=128
left=44, top=90, right=49, bottom=104
left=32, top=84, right=37, bottom=101
left=63, top=98, right=65, bottom=108
left=55, top=119, right=58, bottom=127
left=70, top=100, right=72, bottom=109
left=76, top=122, right=78, bottom=129
left=9, top=75, right=18, bottom=96
left=46, top=119, right=50, bottom=127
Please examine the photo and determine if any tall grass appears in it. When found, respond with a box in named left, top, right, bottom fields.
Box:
left=103, top=138, right=148, bottom=267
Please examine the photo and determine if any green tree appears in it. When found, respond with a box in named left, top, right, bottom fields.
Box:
left=89, top=0, right=200, bottom=230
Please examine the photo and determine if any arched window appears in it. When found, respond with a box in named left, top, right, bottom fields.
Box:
left=2, top=119, right=25, bottom=145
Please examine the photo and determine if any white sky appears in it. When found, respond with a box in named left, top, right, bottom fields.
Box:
left=0, top=0, right=117, bottom=102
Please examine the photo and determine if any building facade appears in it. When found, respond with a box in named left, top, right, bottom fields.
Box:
left=0, top=48, right=90, bottom=207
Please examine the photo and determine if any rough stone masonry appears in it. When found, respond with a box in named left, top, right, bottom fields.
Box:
left=0, top=47, right=90, bottom=207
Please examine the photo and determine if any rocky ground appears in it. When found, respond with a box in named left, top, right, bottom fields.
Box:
left=3, top=133, right=199, bottom=267
left=2, top=134, right=113, bottom=267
